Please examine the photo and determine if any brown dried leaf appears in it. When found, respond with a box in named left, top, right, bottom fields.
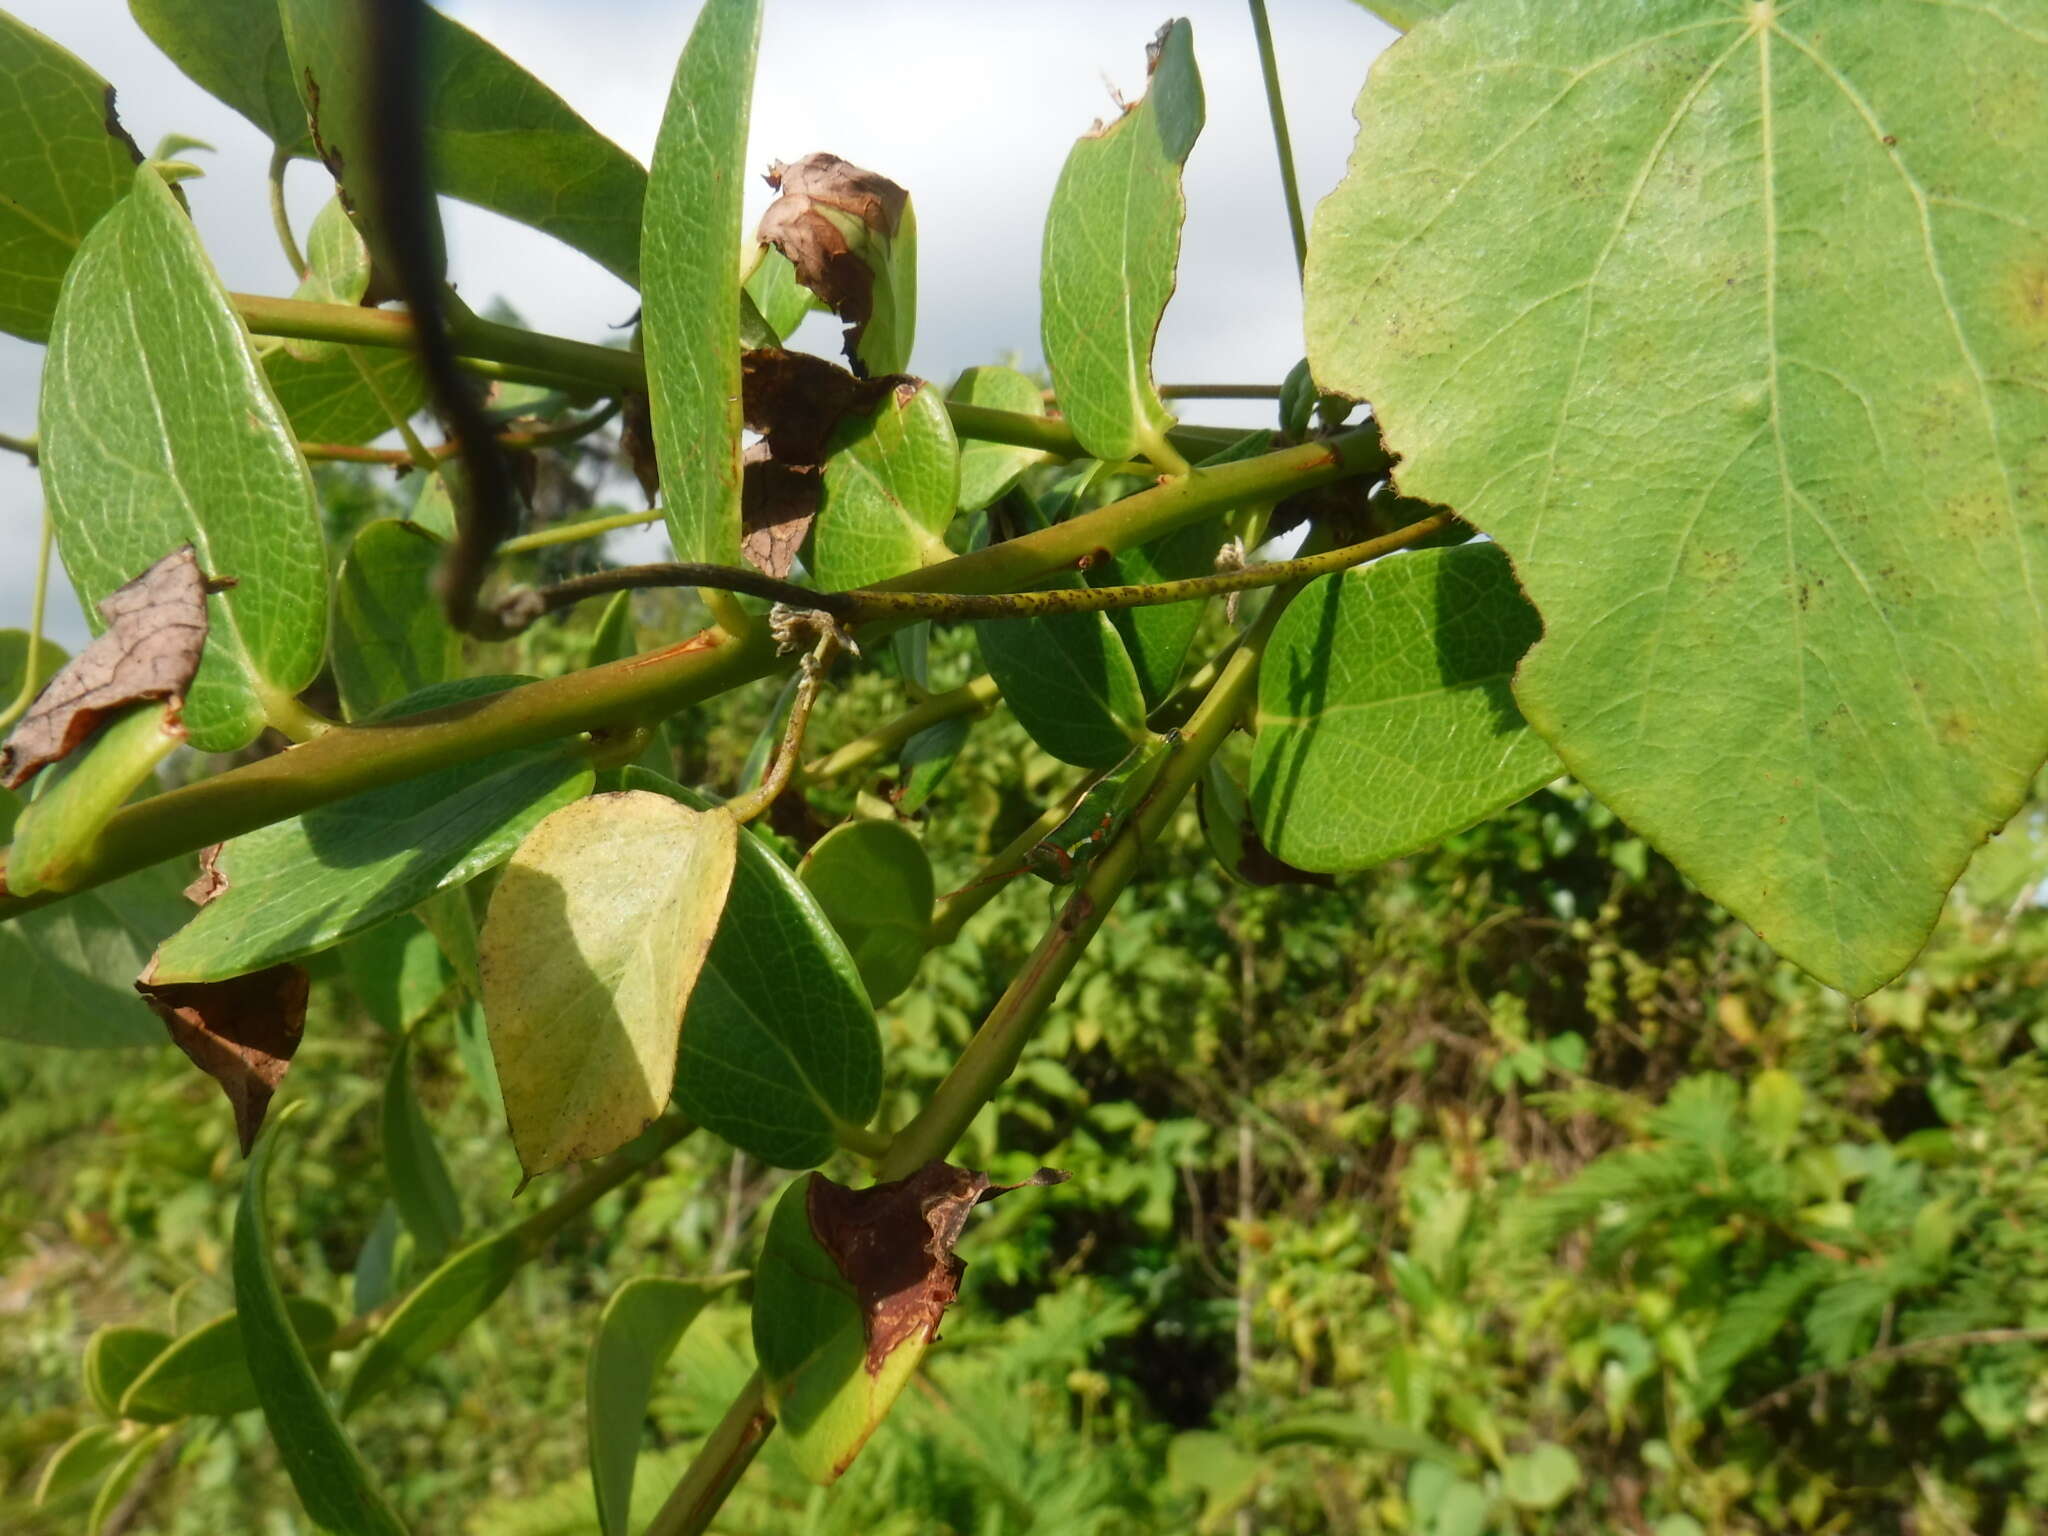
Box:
left=757, top=154, right=908, bottom=372
left=0, top=546, right=219, bottom=789
left=807, top=1161, right=1067, bottom=1373
left=620, top=392, right=660, bottom=506
left=183, top=844, right=228, bottom=908
left=136, top=962, right=308, bottom=1155
left=741, top=444, right=818, bottom=580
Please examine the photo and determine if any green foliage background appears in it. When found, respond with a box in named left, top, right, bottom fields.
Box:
left=3, top=548, right=2043, bottom=1532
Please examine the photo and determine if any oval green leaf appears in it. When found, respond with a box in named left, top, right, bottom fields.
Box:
left=149, top=680, right=595, bottom=983
left=339, top=913, right=453, bottom=1036
left=129, top=0, right=310, bottom=147
left=797, top=820, right=933, bottom=1007
left=119, top=1296, right=339, bottom=1422
left=897, top=714, right=970, bottom=816
left=948, top=365, right=1050, bottom=515
left=82, top=1325, right=170, bottom=1418
left=341, top=1227, right=528, bottom=1417
left=481, top=791, right=739, bottom=1180
left=332, top=520, right=460, bottom=721
left=621, top=769, right=882, bottom=1169
left=0, top=13, right=140, bottom=342
left=382, top=1028, right=463, bottom=1266
left=1251, top=544, right=1560, bottom=871
left=1040, top=19, right=1203, bottom=466
left=236, top=1109, right=409, bottom=1535
left=86, top=1425, right=174, bottom=1536
left=977, top=601, right=1149, bottom=769
left=1305, top=0, right=2048, bottom=995
left=264, top=342, right=427, bottom=447
left=34, top=1423, right=125, bottom=1508
left=586, top=1274, right=735, bottom=1536
left=40, top=166, right=328, bottom=752
left=810, top=380, right=960, bottom=591
left=281, top=199, right=372, bottom=362
left=642, top=0, right=761, bottom=566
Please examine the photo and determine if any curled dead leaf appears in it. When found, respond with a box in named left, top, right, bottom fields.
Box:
left=0, top=546, right=223, bottom=789
left=807, top=1161, right=1067, bottom=1373
left=136, top=961, right=308, bottom=1155
left=757, top=154, right=910, bottom=375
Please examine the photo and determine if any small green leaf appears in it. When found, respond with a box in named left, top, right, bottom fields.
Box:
left=797, top=820, right=933, bottom=1007
left=382, top=1029, right=463, bottom=1266
left=86, top=1425, right=174, bottom=1536
left=40, top=166, right=328, bottom=752
left=83, top=1325, right=170, bottom=1417
left=1503, top=1443, right=1581, bottom=1512
left=897, top=715, right=969, bottom=816
left=277, top=0, right=647, bottom=284
left=642, top=0, right=761, bottom=566
left=332, top=520, right=460, bottom=720
left=129, top=0, right=309, bottom=147
left=351, top=1202, right=406, bottom=1319
left=586, top=1275, right=735, bottom=1536
left=8, top=702, right=183, bottom=896
left=744, top=245, right=818, bottom=346
left=265, top=343, right=428, bottom=447
left=810, top=381, right=960, bottom=591
left=34, top=1423, right=125, bottom=1507
left=1041, top=20, right=1203, bottom=466
left=281, top=199, right=371, bottom=362
left=342, top=1228, right=528, bottom=1416
left=148, top=681, right=595, bottom=983
left=119, top=1297, right=339, bottom=1422
left=339, top=913, right=452, bottom=1036
left=237, top=1109, right=409, bottom=1534
left=948, top=366, right=1050, bottom=514
left=978, top=599, right=1149, bottom=769
left=1305, top=0, right=2048, bottom=994
left=481, top=791, right=739, bottom=1180
left=622, top=769, right=882, bottom=1168
left=1252, top=544, right=1559, bottom=871
left=0, top=13, right=140, bottom=342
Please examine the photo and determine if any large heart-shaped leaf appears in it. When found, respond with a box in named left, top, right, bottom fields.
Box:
left=810, top=380, right=960, bottom=591
left=1041, top=19, right=1203, bottom=467
left=1305, top=0, right=2048, bottom=995
left=0, top=13, right=140, bottom=342
left=482, top=791, right=738, bottom=1180
left=40, top=167, right=329, bottom=753
left=1252, top=544, right=1560, bottom=871
left=622, top=770, right=882, bottom=1168
left=642, top=0, right=761, bottom=566
left=148, top=681, right=594, bottom=983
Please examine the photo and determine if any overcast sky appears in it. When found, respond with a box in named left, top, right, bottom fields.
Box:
left=1, top=0, right=1394, bottom=644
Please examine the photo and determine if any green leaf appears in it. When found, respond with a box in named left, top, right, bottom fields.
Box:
left=277, top=0, right=647, bottom=284
left=481, top=791, right=738, bottom=1180
left=1251, top=544, right=1559, bottom=871
left=1746, top=1067, right=1805, bottom=1162
left=129, top=0, right=309, bottom=147
left=948, top=365, right=1050, bottom=514
left=1502, top=1443, right=1580, bottom=1511
left=148, top=680, right=595, bottom=983
left=34, top=1423, right=125, bottom=1507
left=351, top=1201, right=406, bottom=1318
left=977, top=598, right=1150, bottom=770
left=342, top=1227, right=528, bottom=1416
left=82, top=1325, right=170, bottom=1417
left=382, top=1029, right=463, bottom=1266
left=265, top=343, right=428, bottom=448
left=0, top=13, right=140, bottom=342
left=1349, top=0, right=1455, bottom=29
left=810, top=381, right=960, bottom=591
left=339, top=913, right=452, bottom=1035
left=621, top=769, right=882, bottom=1169
left=332, top=520, right=460, bottom=720
left=797, top=820, right=933, bottom=1007
left=744, top=245, right=819, bottom=346
left=1304, top=0, right=2048, bottom=994
left=281, top=199, right=372, bottom=363
left=0, top=845, right=186, bottom=1047
left=1040, top=19, right=1203, bottom=466
left=586, top=1275, right=734, bottom=1536
left=40, top=166, right=328, bottom=752
left=7, top=702, right=183, bottom=896
left=86, top=1425, right=174, bottom=1536
left=236, top=1109, right=409, bottom=1534
left=642, top=0, right=761, bottom=566
left=897, top=715, right=969, bottom=816
left=119, top=1297, right=339, bottom=1422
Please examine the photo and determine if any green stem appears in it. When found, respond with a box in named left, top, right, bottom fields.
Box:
left=495, top=510, right=1445, bottom=633
left=880, top=583, right=1299, bottom=1180
left=0, top=509, right=53, bottom=734
left=0, top=430, right=1381, bottom=915
left=927, top=794, right=1075, bottom=950
left=643, top=1375, right=775, bottom=1536
left=1248, top=0, right=1309, bottom=279
left=834, top=1119, right=893, bottom=1161
left=1159, top=384, right=1285, bottom=400
left=297, top=402, right=622, bottom=470
left=495, top=507, right=663, bottom=556
left=806, top=675, right=1000, bottom=783
left=267, top=143, right=306, bottom=279
left=0, top=430, right=38, bottom=464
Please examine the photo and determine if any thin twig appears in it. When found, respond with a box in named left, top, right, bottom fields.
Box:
left=1737, top=1328, right=2048, bottom=1421
left=296, top=401, right=622, bottom=469
left=1160, top=383, right=1284, bottom=400
left=722, top=623, right=841, bottom=825
left=0, top=508, right=53, bottom=733
left=1248, top=0, right=1309, bottom=279
left=805, top=674, right=1001, bottom=783
left=0, top=430, right=37, bottom=464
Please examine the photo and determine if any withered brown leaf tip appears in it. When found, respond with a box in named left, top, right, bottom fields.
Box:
left=0, top=545, right=220, bottom=789
left=807, top=1161, right=1068, bottom=1374
left=136, top=961, right=308, bottom=1157
left=756, top=153, right=909, bottom=374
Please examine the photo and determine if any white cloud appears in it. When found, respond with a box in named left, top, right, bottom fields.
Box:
left=0, top=0, right=1392, bottom=646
